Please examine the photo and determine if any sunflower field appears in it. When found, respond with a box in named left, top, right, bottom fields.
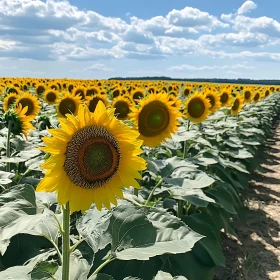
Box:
left=0, top=78, right=279, bottom=280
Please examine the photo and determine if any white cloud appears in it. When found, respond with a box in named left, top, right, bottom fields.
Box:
left=85, top=63, right=114, bottom=72
left=237, top=1, right=257, bottom=15
left=168, top=64, right=254, bottom=71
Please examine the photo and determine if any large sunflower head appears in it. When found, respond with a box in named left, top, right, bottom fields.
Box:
left=56, top=92, right=82, bottom=118
left=3, top=103, right=34, bottom=140
left=252, top=91, right=261, bottom=103
left=15, top=92, right=41, bottom=119
left=85, top=93, right=109, bottom=113
left=219, top=90, right=232, bottom=107
left=231, top=95, right=244, bottom=115
left=112, top=95, right=133, bottom=120
left=3, top=92, right=18, bottom=112
left=44, top=89, right=59, bottom=105
left=184, top=91, right=211, bottom=123
left=37, top=102, right=146, bottom=213
left=129, top=92, right=182, bottom=147
left=205, top=91, right=221, bottom=114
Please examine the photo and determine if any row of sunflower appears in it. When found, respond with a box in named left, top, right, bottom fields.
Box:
left=0, top=78, right=276, bottom=147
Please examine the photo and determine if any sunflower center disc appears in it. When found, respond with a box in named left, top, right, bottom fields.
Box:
left=188, top=98, right=205, bottom=118
left=232, top=99, right=240, bottom=111
left=115, top=101, right=129, bottom=118
left=59, top=98, right=76, bottom=116
left=254, top=93, right=259, bottom=101
left=244, top=91, right=250, bottom=99
left=138, top=100, right=170, bottom=137
left=207, top=95, right=215, bottom=108
left=19, top=98, right=35, bottom=116
left=220, top=93, right=228, bottom=104
left=64, top=126, right=121, bottom=189
left=47, top=92, right=56, bottom=102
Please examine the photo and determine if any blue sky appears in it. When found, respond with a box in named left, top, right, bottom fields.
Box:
left=0, top=0, right=280, bottom=79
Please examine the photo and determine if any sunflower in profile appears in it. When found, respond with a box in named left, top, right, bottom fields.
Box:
left=112, top=96, right=133, bottom=120
left=56, top=92, right=82, bottom=118
left=73, top=86, right=86, bottom=100
left=3, top=92, right=18, bottom=112
left=44, top=89, right=59, bottom=105
left=85, top=94, right=109, bottom=113
left=3, top=103, right=34, bottom=140
left=231, top=95, right=244, bottom=115
left=129, top=92, right=182, bottom=147
left=37, top=102, right=146, bottom=213
left=243, top=88, right=252, bottom=103
left=219, top=90, right=232, bottom=107
left=184, top=92, right=211, bottom=123
left=205, top=91, right=221, bottom=114
left=15, top=92, right=41, bottom=119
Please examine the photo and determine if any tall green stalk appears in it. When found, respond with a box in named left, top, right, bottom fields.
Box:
left=62, top=202, right=70, bottom=280
left=6, top=120, right=12, bottom=172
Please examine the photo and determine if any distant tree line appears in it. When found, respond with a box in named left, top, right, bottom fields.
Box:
left=108, top=76, right=280, bottom=85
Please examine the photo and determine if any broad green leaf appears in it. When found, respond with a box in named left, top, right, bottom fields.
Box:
left=183, top=214, right=225, bottom=267
left=0, top=170, right=15, bottom=185
left=109, top=203, right=203, bottom=260
left=29, top=261, right=58, bottom=280
left=76, top=207, right=111, bottom=253
left=0, top=265, right=34, bottom=279
left=154, top=271, right=188, bottom=280
left=91, top=274, right=115, bottom=280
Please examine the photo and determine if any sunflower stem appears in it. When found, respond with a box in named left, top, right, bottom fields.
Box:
left=6, top=120, right=12, bottom=173
left=145, top=178, right=163, bottom=206
left=177, top=200, right=184, bottom=219
left=62, top=202, right=70, bottom=280
left=88, top=256, right=115, bottom=279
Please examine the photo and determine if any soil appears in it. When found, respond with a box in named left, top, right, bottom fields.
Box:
left=214, top=120, right=280, bottom=280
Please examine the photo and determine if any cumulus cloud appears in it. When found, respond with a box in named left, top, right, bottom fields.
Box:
left=85, top=63, right=114, bottom=72
left=168, top=64, right=254, bottom=71
left=237, top=1, right=257, bottom=15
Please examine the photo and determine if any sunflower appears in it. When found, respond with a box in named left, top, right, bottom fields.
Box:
left=3, top=93, right=18, bottom=111
left=56, top=92, right=82, bottom=118
left=231, top=96, right=244, bottom=115
left=37, top=102, right=146, bottom=213
left=182, top=86, right=192, bottom=98
left=4, top=103, right=34, bottom=140
left=36, top=83, right=46, bottom=96
left=243, top=88, right=252, bottom=103
left=131, top=89, right=145, bottom=103
left=86, top=86, right=100, bottom=97
left=112, top=95, right=133, bottom=120
left=129, top=92, right=182, bottom=147
left=111, top=87, right=121, bottom=98
left=15, top=92, right=41, bottom=119
left=184, top=92, right=211, bottom=123
left=44, top=89, right=59, bottom=105
left=73, top=86, right=86, bottom=100
left=85, top=94, right=109, bottom=113
left=205, top=91, right=221, bottom=114
left=219, top=90, right=232, bottom=107
left=252, top=91, right=261, bottom=103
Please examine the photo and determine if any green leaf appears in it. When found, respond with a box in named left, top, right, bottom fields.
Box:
left=183, top=214, right=225, bottom=267
left=154, top=271, right=188, bottom=280
left=205, top=185, right=237, bottom=214
left=109, top=203, right=203, bottom=260
left=0, top=209, right=60, bottom=255
left=0, top=265, right=34, bottom=279
left=76, top=207, right=111, bottom=253
left=91, top=274, right=115, bottom=280
left=29, top=261, right=58, bottom=280
left=0, top=170, right=15, bottom=185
